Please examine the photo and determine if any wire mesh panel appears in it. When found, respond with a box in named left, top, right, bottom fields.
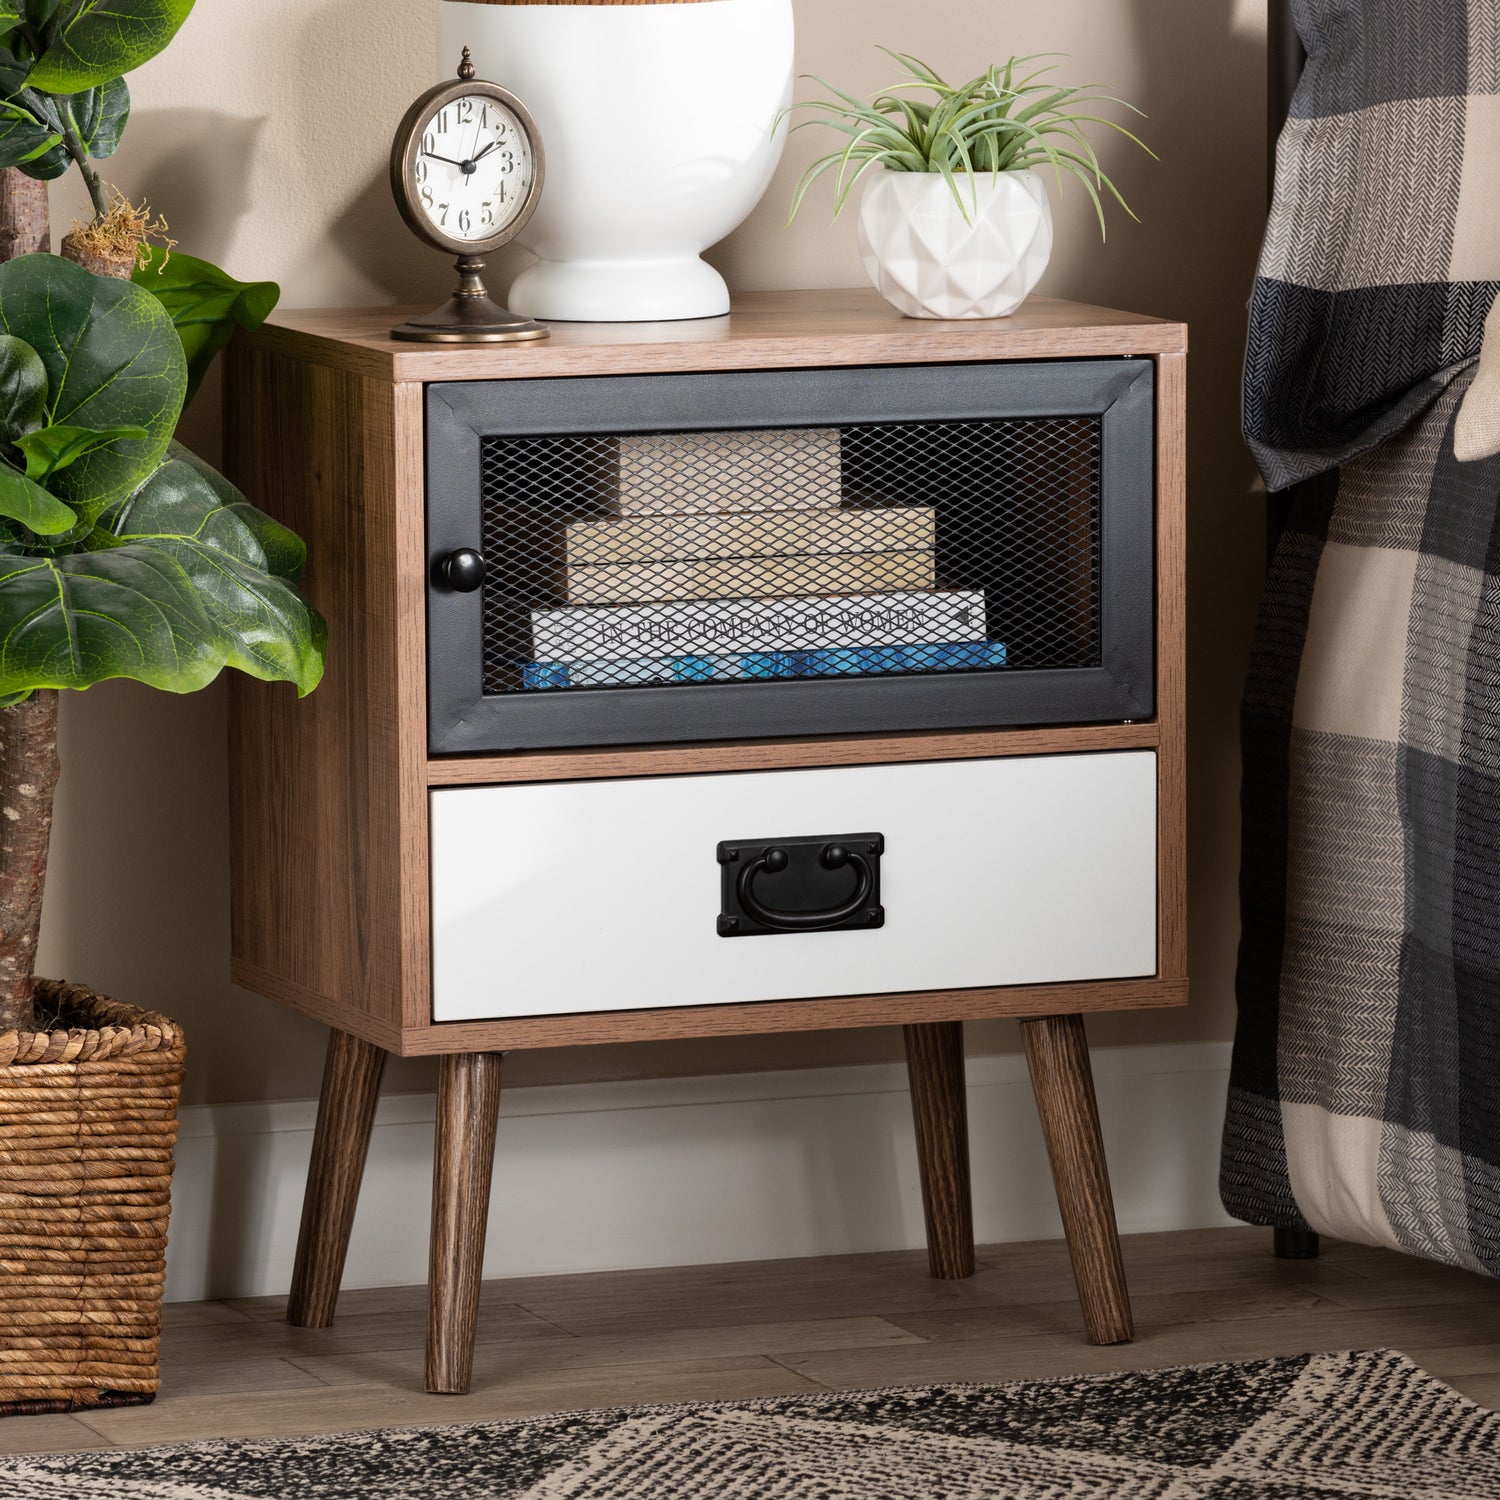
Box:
left=478, top=417, right=1101, bottom=697
left=426, top=360, right=1154, bottom=753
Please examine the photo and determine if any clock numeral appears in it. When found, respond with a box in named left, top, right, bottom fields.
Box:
left=438, top=202, right=450, bottom=226
left=457, top=98, right=473, bottom=125
left=497, top=149, right=515, bottom=175
left=481, top=201, right=496, bottom=226
left=422, top=131, right=435, bottom=156
left=420, top=186, right=434, bottom=209
left=437, top=107, right=450, bottom=134
left=415, top=159, right=428, bottom=185
left=457, top=207, right=472, bottom=234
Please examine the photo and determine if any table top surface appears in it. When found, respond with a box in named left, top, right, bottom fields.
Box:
left=253, top=287, right=1189, bottom=384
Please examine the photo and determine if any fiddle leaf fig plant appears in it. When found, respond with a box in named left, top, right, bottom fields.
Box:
left=0, top=1, right=194, bottom=218
left=23, top=0, right=192, bottom=94
left=133, top=247, right=279, bottom=405
left=0, top=252, right=324, bottom=708
left=0, top=0, right=306, bottom=1035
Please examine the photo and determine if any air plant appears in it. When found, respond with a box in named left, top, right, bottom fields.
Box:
left=785, top=50, right=1155, bottom=237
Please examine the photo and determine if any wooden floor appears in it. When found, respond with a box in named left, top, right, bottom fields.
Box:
left=7, top=1226, right=1500, bottom=1454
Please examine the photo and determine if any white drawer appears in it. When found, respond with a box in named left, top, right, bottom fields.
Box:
left=430, top=752, right=1157, bottom=1021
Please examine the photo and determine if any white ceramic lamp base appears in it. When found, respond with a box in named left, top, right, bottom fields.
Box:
left=509, top=255, right=731, bottom=324
left=439, top=0, right=793, bottom=324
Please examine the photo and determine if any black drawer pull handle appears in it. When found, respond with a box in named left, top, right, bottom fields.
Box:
left=440, top=548, right=487, bottom=593
left=738, top=842, right=874, bottom=932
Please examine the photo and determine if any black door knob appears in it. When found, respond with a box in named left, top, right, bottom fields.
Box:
left=441, top=549, right=487, bottom=593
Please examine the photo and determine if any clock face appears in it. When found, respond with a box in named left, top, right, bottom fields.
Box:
left=413, top=92, right=534, bottom=244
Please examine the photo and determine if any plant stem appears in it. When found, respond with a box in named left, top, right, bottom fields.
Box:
left=54, top=102, right=109, bottom=222
left=0, top=691, right=59, bottom=1032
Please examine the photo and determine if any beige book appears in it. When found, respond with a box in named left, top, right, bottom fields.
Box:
left=613, top=428, right=841, bottom=513
left=564, top=550, right=937, bottom=607
left=566, top=505, right=934, bottom=567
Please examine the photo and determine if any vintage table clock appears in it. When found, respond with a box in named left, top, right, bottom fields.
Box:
left=225, top=290, right=1188, bottom=1394
left=388, top=48, right=547, bottom=343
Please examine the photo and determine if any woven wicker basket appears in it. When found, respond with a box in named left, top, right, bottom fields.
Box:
left=0, top=980, right=186, bottom=1415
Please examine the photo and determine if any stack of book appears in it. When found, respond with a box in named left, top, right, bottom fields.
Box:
left=518, top=428, right=1003, bottom=690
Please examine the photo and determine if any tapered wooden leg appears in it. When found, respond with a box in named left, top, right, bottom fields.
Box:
left=903, top=1022, right=976, bottom=1279
left=1021, top=1014, right=1133, bottom=1345
left=287, top=1028, right=388, bottom=1329
left=1274, top=1227, right=1320, bottom=1260
left=427, top=1051, right=504, bottom=1394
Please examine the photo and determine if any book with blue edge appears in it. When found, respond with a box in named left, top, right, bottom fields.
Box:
left=528, top=590, right=989, bottom=662
left=521, top=640, right=1008, bottom=690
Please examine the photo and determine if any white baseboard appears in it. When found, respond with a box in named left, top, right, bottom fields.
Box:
left=164, top=1041, right=1238, bottom=1303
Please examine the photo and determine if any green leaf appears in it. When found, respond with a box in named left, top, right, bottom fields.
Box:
left=98, top=455, right=324, bottom=690
left=133, top=246, right=278, bottom=406
left=0, top=46, right=31, bottom=96
left=0, top=333, right=46, bottom=441
left=158, top=440, right=305, bottom=581
left=0, top=453, right=324, bottom=697
left=28, top=0, right=195, bottom=93
left=0, top=98, right=62, bottom=171
left=0, top=546, right=228, bottom=693
left=80, top=72, right=127, bottom=155
left=21, top=78, right=129, bottom=178
left=0, top=252, right=185, bottom=521
left=15, top=420, right=148, bottom=480
left=0, top=462, right=75, bottom=534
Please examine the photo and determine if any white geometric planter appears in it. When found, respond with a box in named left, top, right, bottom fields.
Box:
left=857, top=169, right=1054, bottom=320
left=438, top=0, right=794, bottom=323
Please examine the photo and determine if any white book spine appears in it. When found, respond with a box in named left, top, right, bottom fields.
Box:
left=528, top=591, right=989, bottom=663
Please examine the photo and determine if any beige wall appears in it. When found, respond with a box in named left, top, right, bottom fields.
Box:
left=37, top=0, right=1270, bottom=1107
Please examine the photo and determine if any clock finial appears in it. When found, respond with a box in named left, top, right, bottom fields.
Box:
left=457, top=46, right=476, bottom=82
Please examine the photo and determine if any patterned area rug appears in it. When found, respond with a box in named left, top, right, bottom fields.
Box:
left=1, top=1349, right=1495, bottom=1498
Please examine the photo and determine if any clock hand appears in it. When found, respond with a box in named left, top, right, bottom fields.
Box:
left=470, top=140, right=500, bottom=163
left=422, top=149, right=469, bottom=168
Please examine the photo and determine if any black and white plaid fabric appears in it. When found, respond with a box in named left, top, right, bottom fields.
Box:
left=1223, top=1, right=1500, bottom=1260
left=1223, top=373, right=1500, bottom=1265
left=1244, top=0, right=1500, bottom=490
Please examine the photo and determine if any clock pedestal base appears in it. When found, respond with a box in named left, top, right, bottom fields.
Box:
left=391, top=253, right=549, bottom=344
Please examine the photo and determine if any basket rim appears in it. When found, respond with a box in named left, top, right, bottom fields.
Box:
left=0, top=979, right=184, bottom=1066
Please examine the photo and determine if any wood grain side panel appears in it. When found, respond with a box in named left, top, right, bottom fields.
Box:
left=229, top=961, right=405, bottom=1053
left=1155, top=352, right=1188, bottom=983
left=427, top=722, right=1162, bottom=786
left=224, top=345, right=423, bottom=1035
left=388, top=977, right=1188, bottom=1056
left=391, top=383, right=433, bottom=1032
left=253, top=291, right=1189, bottom=384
